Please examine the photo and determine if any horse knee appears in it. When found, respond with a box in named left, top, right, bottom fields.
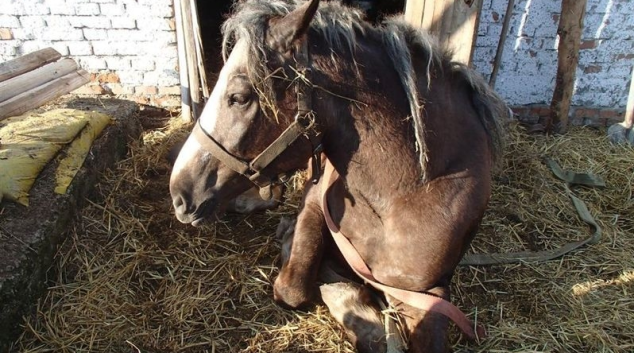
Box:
left=273, top=268, right=315, bottom=309
left=320, top=282, right=386, bottom=353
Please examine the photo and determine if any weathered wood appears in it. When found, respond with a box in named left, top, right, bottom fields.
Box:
left=0, top=70, right=90, bottom=121
left=623, top=65, right=634, bottom=129
left=190, top=0, right=210, bottom=99
left=174, top=0, right=192, bottom=123
left=0, top=48, right=62, bottom=84
left=404, top=0, right=426, bottom=28
left=546, top=0, right=587, bottom=133
left=404, top=0, right=482, bottom=65
left=180, top=0, right=202, bottom=120
left=0, top=58, right=79, bottom=104
left=489, top=0, right=515, bottom=88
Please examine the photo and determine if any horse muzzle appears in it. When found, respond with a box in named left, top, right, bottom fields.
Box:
left=172, top=194, right=217, bottom=227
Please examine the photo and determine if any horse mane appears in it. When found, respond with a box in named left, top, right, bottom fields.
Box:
left=222, top=0, right=506, bottom=180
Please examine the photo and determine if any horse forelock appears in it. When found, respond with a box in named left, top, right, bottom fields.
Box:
left=220, top=0, right=506, bottom=180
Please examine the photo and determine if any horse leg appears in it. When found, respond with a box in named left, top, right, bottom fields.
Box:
left=387, top=285, right=451, bottom=353
left=277, top=217, right=389, bottom=352
left=319, top=280, right=387, bottom=353
left=273, top=183, right=325, bottom=309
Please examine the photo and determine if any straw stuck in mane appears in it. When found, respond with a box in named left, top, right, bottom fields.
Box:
left=221, top=0, right=505, bottom=179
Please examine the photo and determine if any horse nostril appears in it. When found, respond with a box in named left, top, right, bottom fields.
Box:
left=173, top=195, right=186, bottom=214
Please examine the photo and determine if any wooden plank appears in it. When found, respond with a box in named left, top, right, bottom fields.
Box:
left=0, top=58, right=78, bottom=104
left=490, top=0, right=515, bottom=88
left=405, top=0, right=426, bottom=28
left=547, top=0, right=587, bottom=133
left=421, top=0, right=435, bottom=31
left=623, top=66, right=634, bottom=128
left=174, top=0, right=192, bottom=123
left=0, top=48, right=62, bottom=84
left=180, top=0, right=202, bottom=120
left=190, top=0, right=210, bottom=100
left=404, top=0, right=481, bottom=65
left=0, top=70, right=90, bottom=121
left=446, top=0, right=482, bottom=64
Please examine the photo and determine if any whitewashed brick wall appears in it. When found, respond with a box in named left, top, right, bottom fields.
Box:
left=0, top=0, right=179, bottom=107
left=1, top=0, right=632, bottom=111
left=474, top=0, right=634, bottom=109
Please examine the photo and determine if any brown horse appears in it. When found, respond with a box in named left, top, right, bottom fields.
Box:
left=169, top=0, right=507, bottom=351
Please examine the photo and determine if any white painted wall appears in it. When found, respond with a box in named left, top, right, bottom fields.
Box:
left=0, top=0, right=180, bottom=105
left=1, top=0, right=631, bottom=110
left=473, top=0, right=634, bottom=109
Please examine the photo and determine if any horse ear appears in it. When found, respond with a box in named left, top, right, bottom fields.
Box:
left=267, top=0, right=320, bottom=53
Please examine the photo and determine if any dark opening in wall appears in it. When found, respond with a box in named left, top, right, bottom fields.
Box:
left=194, top=0, right=234, bottom=85
left=193, top=0, right=406, bottom=90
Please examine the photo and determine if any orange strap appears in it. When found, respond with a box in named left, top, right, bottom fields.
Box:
left=320, top=159, right=486, bottom=340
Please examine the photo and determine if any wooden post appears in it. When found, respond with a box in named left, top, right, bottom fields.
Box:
left=489, top=0, right=515, bottom=88
left=404, top=0, right=482, bottom=65
left=180, top=0, right=202, bottom=120
left=0, top=48, right=61, bottom=83
left=545, top=0, right=587, bottom=133
left=190, top=0, right=210, bottom=100
left=623, top=66, right=634, bottom=129
left=174, top=0, right=192, bottom=123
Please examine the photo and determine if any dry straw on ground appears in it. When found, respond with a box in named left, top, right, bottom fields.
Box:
left=14, top=117, right=634, bottom=352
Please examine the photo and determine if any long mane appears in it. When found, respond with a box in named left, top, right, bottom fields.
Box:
left=221, top=0, right=506, bottom=181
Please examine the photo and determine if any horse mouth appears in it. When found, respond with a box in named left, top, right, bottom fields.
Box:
left=174, top=197, right=219, bottom=226
left=191, top=217, right=207, bottom=227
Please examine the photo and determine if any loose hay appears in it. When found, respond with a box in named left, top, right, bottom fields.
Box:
left=14, top=119, right=634, bottom=352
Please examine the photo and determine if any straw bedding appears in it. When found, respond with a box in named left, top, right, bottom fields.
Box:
left=14, top=117, right=634, bottom=352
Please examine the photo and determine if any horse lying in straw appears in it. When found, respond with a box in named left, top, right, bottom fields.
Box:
left=169, top=0, right=507, bottom=351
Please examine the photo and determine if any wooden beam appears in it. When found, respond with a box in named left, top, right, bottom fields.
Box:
left=0, top=58, right=79, bottom=104
left=0, top=48, right=62, bottom=83
left=623, top=66, right=634, bottom=129
left=180, top=0, right=202, bottom=120
left=404, top=0, right=482, bottom=65
left=489, top=0, right=515, bottom=88
left=174, top=0, right=192, bottom=123
left=0, top=70, right=90, bottom=121
left=190, top=0, right=210, bottom=100
left=405, top=0, right=426, bottom=28
left=546, top=0, right=587, bottom=133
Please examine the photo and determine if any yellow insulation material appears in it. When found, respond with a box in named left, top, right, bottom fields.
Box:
left=54, top=112, right=111, bottom=195
left=0, top=109, right=111, bottom=206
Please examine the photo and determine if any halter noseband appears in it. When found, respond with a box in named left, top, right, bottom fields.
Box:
left=191, top=41, right=322, bottom=200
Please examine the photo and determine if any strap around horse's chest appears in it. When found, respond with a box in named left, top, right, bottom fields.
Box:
left=320, top=159, right=486, bottom=340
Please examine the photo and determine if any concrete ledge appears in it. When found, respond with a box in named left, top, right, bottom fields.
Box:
left=0, top=97, right=141, bottom=351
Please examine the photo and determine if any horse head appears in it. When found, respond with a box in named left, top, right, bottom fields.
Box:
left=170, top=0, right=321, bottom=226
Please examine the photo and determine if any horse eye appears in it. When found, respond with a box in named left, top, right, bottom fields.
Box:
left=229, top=93, right=250, bottom=106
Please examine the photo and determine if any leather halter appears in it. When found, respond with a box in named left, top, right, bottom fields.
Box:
left=320, top=159, right=487, bottom=341
left=192, top=41, right=322, bottom=199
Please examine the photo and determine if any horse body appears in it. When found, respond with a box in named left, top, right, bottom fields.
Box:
left=169, top=0, right=506, bottom=351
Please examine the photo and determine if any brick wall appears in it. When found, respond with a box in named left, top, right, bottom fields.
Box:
left=1, top=0, right=632, bottom=115
left=0, top=0, right=179, bottom=107
left=474, top=0, right=634, bottom=113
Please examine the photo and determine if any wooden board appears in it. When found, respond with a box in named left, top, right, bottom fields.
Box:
left=404, top=0, right=483, bottom=65
left=0, top=48, right=62, bottom=83
left=0, top=58, right=79, bottom=104
left=0, top=70, right=90, bottom=121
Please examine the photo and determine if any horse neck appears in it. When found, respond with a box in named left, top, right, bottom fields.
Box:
left=314, top=51, right=422, bottom=200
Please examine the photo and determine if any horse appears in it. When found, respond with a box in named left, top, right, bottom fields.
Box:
left=169, top=0, right=507, bottom=351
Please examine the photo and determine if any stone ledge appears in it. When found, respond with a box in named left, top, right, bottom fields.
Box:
left=0, top=97, right=141, bottom=351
